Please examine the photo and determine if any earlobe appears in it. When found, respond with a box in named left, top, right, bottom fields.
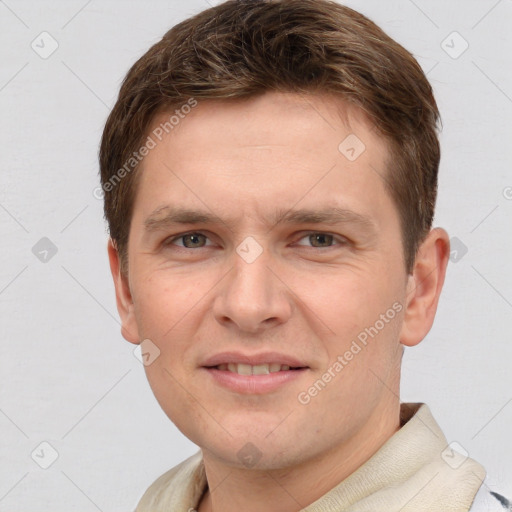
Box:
left=107, top=239, right=140, bottom=345
left=399, top=228, right=450, bottom=347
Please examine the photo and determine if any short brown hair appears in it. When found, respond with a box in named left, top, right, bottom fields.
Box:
left=99, top=0, right=441, bottom=275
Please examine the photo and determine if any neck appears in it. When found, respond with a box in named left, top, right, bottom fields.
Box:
left=197, top=398, right=401, bottom=512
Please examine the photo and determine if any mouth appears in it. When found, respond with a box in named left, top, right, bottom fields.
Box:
left=208, top=363, right=306, bottom=375
left=201, top=354, right=309, bottom=394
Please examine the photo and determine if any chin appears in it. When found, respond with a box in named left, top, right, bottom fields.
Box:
left=199, top=431, right=311, bottom=472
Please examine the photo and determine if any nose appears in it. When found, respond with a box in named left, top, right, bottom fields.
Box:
left=212, top=248, right=293, bottom=334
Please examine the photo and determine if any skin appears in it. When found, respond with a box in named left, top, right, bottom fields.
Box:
left=108, top=91, right=450, bottom=512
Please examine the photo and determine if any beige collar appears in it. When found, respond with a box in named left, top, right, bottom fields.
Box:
left=302, top=403, right=485, bottom=511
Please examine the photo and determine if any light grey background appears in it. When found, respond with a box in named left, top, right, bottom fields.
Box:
left=1, top=0, right=511, bottom=510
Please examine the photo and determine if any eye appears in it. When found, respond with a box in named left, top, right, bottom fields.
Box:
left=295, top=232, right=347, bottom=248
left=162, top=231, right=347, bottom=251
left=165, top=232, right=213, bottom=249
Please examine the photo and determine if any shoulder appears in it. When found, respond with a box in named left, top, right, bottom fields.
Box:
left=134, top=451, right=205, bottom=512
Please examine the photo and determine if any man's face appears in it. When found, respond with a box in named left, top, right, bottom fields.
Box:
left=119, top=92, right=411, bottom=469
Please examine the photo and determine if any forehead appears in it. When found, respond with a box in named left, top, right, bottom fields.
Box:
left=148, top=91, right=385, bottom=154
left=132, top=92, right=396, bottom=232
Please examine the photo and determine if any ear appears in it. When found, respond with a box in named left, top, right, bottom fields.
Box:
left=399, top=228, right=450, bottom=347
left=107, top=239, right=140, bottom=345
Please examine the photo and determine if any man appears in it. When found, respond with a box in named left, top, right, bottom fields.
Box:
left=99, top=0, right=509, bottom=510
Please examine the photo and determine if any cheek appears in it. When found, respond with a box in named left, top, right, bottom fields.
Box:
left=132, top=272, right=212, bottom=387
left=310, top=266, right=403, bottom=353
left=304, top=269, right=378, bottom=326
left=143, top=361, right=207, bottom=438
left=132, top=273, right=202, bottom=338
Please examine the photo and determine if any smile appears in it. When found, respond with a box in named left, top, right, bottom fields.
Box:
left=214, top=363, right=301, bottom=375
left=201, top=352, right=309, bottom=393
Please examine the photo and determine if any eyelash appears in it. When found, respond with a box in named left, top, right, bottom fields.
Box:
left=163, top=231, right=348, bottom=250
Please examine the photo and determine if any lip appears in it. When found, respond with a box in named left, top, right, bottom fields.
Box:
left=200, top=351, right=310, bottom=395
left=201, top=351, right=308, bottom=368
left=202, top=366, right=308, bottom=394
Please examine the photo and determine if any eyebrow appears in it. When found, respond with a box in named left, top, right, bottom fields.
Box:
left=144, top=205, right=377, bottom=234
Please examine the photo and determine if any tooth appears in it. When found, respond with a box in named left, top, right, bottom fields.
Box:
left=237, top=363, right=252, bottom=376
left=269, top=363, right=282, bottom=373
left=224, top=363, right=293, bottom=375
left=252, top=364, right=270, bottom=375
